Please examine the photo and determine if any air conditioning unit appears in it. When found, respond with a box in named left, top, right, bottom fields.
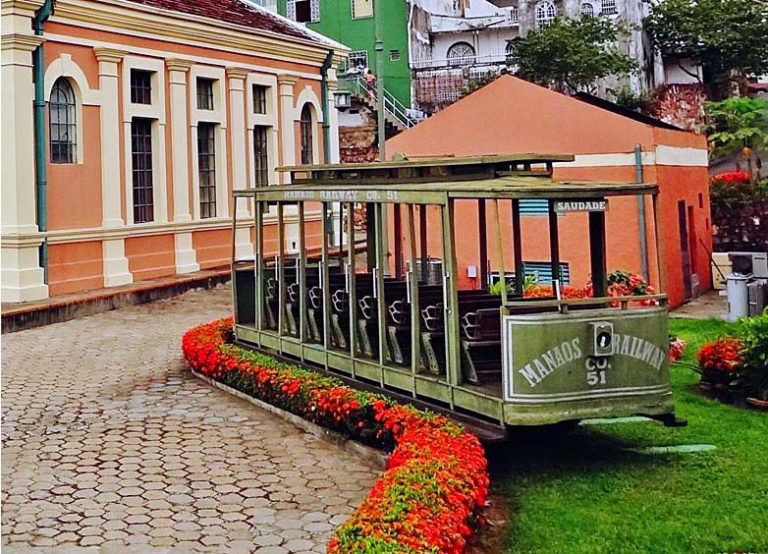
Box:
left=747, top=280, right=768, bottom=317
left=729, top=252, right=768, bottom=279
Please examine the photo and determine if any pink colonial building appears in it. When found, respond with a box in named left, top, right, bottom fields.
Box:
left=1, top=0, right=345, bottom=302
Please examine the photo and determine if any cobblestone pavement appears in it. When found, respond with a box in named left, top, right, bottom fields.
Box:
left=2, top=286, right=378, bottom=553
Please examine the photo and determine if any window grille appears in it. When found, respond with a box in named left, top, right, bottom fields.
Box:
left=352, top=0, right=373, bottom=19
left=287, top=0, right=319, bottom=22
left=447, top=42, right=475, bottom=67
left=253, top=85, right=268, bottom=114
left=535, top=1, right=556, bottom=28
left=198, top=123, right=217, bottom=219
left=389, top=49, right=401, bottom=62
left=130, top=70, right=152, bottom=105
left=300, top=105, right=313, bottom=165
left=253, top=126, right=270, bottom=187
left=49, top=78, right=77, bottom=164
left=348, top=50, right=369, bottom=71
left=581, top=2, right=595, bottom=16
left=522, top=262, right=571, bottom=285
left=197, top=78, right=215, bottom=110
left=131, top=118, right=154, bottom=223
left=519, top=199, right=550, bottom=216
left=601, top=0, right=617, bottom=15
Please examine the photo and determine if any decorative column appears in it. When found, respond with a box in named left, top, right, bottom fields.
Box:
left=326, top=68, right=341, bottom=164
left=94, top=47, right=133, bottom=287
left=1, top=28, right=48, bottom=302
left=227, top=67, right=254, bottom=260
left=166, top=58, right=199, bottom=273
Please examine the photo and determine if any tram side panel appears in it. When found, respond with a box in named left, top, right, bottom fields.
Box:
left=501, top=307, right=673, bottom=425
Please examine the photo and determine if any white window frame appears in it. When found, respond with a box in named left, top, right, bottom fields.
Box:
left=246, top=73, right=280, bottom=188
left=351, top=0, right=373, bottom=19
left=189, top=65, right=229, bottom=221
left=535, top=1, right=556, bottom=28
left=581, top=1, right=595, bottom=17
left=122, top=56, right=167, bottom=225
left=600, top=0, right=617, bottom=15
left=286, top=0, right=320, bottom=23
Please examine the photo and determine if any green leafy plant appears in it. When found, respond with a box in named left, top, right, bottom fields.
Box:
left=513, top=15, right=638, bottom=94
left=706, top=97, right=768, bottom=157
left=737, top=310, right=768, bottom=400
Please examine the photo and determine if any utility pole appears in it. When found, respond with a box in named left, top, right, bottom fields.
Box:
left=374, top=0, right=385, bottom=161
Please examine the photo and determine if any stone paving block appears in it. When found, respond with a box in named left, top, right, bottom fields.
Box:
left=1, top=287, right=377, bottom=550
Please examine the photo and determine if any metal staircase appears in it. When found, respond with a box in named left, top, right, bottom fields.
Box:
left=341, top=75, right=420, bottom=133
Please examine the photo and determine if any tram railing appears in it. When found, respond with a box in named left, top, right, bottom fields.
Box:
left=503, top=293, right=669, bottom=314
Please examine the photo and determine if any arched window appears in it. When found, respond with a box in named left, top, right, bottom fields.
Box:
left=601, top=0, right=617, bottom=15
left=49, top=78, right=77, bottom=164
left=447, top=42, right=476, bottom=66
left=505, top=39, right=519, bottom=62
left=300, top=104, right=314, bottom=165
left=581, top=2, right=595, bottom=17
left=535, top=1, right=556, bottom=28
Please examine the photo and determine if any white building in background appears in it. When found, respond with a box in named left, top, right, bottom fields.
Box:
left=407, top=0, right=701, bottom=114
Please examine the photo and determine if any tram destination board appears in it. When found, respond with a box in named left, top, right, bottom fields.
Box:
left=553, top=199, right=609, bottom=213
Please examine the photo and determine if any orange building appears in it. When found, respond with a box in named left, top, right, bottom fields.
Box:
left=1, top=0, right=346, bottom=302
left=387, top=76, right=712, bottom=308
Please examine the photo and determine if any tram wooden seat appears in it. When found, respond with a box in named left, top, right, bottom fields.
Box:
left=419, top=292, right=505, bottom=383
left=386, top=285, right=443, bottom=366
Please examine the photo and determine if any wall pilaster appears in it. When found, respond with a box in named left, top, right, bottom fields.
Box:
left=1, top=30, right=49, bottom=301
left=94, top=47, right=133, bottom=287
left=167, top=58, right=199, bottom=274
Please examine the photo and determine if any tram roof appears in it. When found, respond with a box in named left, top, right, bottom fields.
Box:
left=236, top=175, right=658, bottom=203
left=278, top=153, right=576, bottom=175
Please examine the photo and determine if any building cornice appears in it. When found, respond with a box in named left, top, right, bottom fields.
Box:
left=226, top=67, right=250, bottom=80
left=1, top=32, right=44, bottom=51
left=92, top=46, right=128, bottom=63
left=52, top=0, right=337, bottom=68
left=165, top=57, right=195, bottom=72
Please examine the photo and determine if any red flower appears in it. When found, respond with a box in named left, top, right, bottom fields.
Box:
left=182, top=317, right=491, bottom=554
left=696, top=337, right=745, bottom=373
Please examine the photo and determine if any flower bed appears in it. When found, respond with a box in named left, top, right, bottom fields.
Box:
left=182, top=318, right=490, bottom=554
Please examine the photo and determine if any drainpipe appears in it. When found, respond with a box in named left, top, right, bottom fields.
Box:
left=320, top=49, right=333, bottom=164
left=635, top=144, right=650, bottom=282
left=33, top=0, right=56, bottom=284
left=320, top=49, right=334, bottom=244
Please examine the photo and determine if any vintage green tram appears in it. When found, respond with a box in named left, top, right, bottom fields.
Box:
left=231, top=155, right=682, bottom=438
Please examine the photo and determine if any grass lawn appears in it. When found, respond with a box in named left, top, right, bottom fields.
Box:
left=492, top=317, right=768, bottom=554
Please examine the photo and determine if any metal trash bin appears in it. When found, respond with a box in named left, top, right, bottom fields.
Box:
left=726, top=273, right=752, bottom=321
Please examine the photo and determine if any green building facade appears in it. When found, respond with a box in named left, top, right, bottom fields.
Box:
left=275, top=0, right=412, bottom=106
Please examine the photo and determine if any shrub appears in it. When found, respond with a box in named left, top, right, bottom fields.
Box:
left=736, top=310, right=768, bottom=400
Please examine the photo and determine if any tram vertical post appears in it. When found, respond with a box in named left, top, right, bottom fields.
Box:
left=255, top=200, right=264, bottom=333
left=419, top=205, right=428, bottom=279
left=298, top=202, right=307, bottom=350
left=478, top=199, right=488, bottom=289
left=374, top=203, right=389, bottom=384
left=589, top=208, right=608, bottom=298
left=548, top=200, right=562, bottom=292
left=511, top=199, right=524, bottom=296
left=404, top=203, right=420, bottom=396
left=394, top=205, right=403, bottom=279
left=277, top=203, right=286, bottom=338
left=490, top=199, right=508, bottom=307
left=346, top=202, right=357, bottom=376
left=441, top=198, right=461, bottom=396
left=321, top=203, right=332, bottom=369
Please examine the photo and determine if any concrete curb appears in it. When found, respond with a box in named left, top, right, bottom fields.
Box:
left=190, top=368, right=389, bottom=471
left=2, top=269, right=231, bottom=333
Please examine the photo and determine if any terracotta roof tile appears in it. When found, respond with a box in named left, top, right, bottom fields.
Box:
left=123, top=0, right=315, bottom=41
